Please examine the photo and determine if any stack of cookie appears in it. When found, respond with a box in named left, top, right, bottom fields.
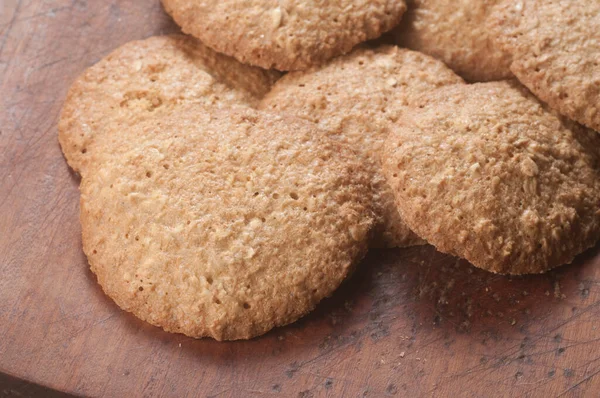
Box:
left=59, top=0, right=600, bottom=340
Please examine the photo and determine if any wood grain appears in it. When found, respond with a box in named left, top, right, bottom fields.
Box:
left=1, top=1, right=600, bottom=397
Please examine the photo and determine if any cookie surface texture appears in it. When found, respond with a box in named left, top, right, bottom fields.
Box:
left=161, top=0, right=407, bottom=71
left=383, top=81, right=600, bottom=274
left=260, top=46, right=464, bottom=248
left=393, top=0, right=512, bottom=82
left=59, top=34, right=280, bottom=174
left=80, top=106, right=375, bottom=340
left=490, top=0, right=600, bottom=131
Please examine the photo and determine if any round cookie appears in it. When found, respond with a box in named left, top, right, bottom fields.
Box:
left=383, top=81, right=600, bottom=275
left=59, top=34, right=280, bottom=174
left=80, top=106, right=376, bottom=340
left=393, top=0, right=512, bottom=82
left=161, top=0, right=407, bottom=71
left=260, top=46, right=464, bottom=248
left=490, top=0, right=600, bottom=131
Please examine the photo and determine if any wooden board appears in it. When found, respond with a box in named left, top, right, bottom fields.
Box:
left=2, top=1, right=600, bottom=397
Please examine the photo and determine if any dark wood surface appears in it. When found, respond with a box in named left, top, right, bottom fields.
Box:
left=2, top=1, right=600, bottom=397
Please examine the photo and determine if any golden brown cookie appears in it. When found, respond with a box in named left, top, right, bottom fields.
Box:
left=393, top=0, right=512, bottom=82
left=59, top=34, right=280, bottom=174
left=161, top=0, right=407, bottom=71
left=490, top=0, right=600, bottom=131
left=80, top=106, right=375, bottom=340
left=383, top=81, right=600, bottom=275
left=260, top=46, right=464, bottom=248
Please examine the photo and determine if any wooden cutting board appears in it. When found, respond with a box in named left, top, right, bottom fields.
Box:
left=2, top=1, right=600, bottom=397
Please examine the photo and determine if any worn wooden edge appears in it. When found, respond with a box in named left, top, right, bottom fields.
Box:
left=0, top=372, right=79, bottom=398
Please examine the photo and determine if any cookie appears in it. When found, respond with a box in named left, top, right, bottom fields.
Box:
left=161, top=0, right=407, bottom=71
left=490, top=0, right=600, bottom=131
left=80, top=106, right=375, bottom=340
left=383, top=81, right=600, bottom=274
left=393, top=0, right=512, bottom=82
left=59, top=34, right=280, bottom=174
left=260, top=46, right=464, bottom=248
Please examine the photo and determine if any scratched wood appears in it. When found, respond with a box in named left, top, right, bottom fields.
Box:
left=2, top=1, right=600, bottom=397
